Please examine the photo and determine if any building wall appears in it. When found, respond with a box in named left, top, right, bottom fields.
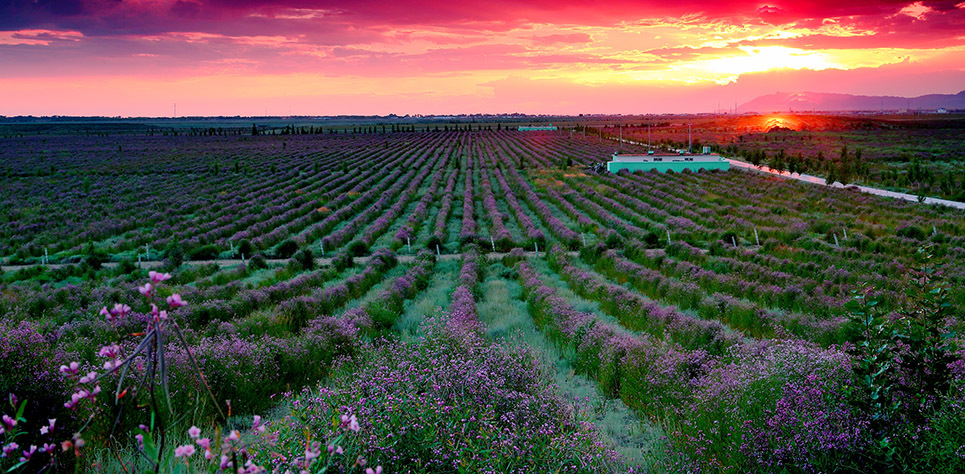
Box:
left=607, top=160, right=730, bottom=173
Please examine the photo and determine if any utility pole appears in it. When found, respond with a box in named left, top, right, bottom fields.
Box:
left=688, top=121, right=693, bottom=153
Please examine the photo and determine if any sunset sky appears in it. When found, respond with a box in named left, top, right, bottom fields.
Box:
left=1, top=0, right=963, bottom=116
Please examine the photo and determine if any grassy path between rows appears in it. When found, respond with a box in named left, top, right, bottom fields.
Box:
left=475, top=262, right=667, bottom=470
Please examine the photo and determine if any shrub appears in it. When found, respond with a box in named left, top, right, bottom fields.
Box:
left=291, top=248, right=315, bottom=271
left=187, top=244, right=219, bottom=261
left=274, top=239, right=299, bottom=259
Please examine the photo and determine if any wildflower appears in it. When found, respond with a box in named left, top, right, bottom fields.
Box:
left=2, top=414, right=15, bottom=430
left=188, top=425, right=201, bottom=439
left=19, top=445, right=36, bottom=463
left=251, top=415, right=265, bottom=433
left=174, top=444, right=196, bottom=458
left=166, top=293, right=186, bottom=308
left=138, top=282, right=153, bottom=297
left=80, top=371, right=98, bottom=384
left=365, top=466, right=383, bottom=474
left=135, top=434, right=145, bottom=451
left=112, top=303, right=131, bottom=318
left=196, top=438, right=213, bottom=459
left=340, top=414, right=360, bottom=432
left=73, top=433, right=84, bottom=449
left=149, top=271, right=172, bottom=284
left=2, top=442, right=18, bottom=458
left=100, top=344, right=122, bottom=370
left=225, top=430, right=240, bottom=443
left=220, top=454, right=233, bottom=470
left=242, top=459, right=265, bottom=473
left=98, top=344, right=121, bottom=359
left=59, top=361, right=80, bottom=376
left=304, top=445, right=321, bottom=464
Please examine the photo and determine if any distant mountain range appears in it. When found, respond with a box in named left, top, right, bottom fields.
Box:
left=739, top=90, right=965, bottom=113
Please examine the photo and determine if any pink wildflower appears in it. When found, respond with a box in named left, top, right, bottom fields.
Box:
left=365, top=466, right=383, bottom=474
left=340, top=414, right=360, bottom=432
left=3, top=442, right=18, bottom=458
left=174, top=444, right=195, bottom=458
left=304, top=445, right=320, bottom=464
left=138, top=282, right=153, bottom=297
left=2, top=414, right=15, bottom=430
left=188, top=425, right=201, bottom=439
left=166, top=293, right=186, bottom=308
left=19, top=445, right=36, bottom=463
left=196, top=438, right=213, bottom=459
left=251, top=415, right=265, bottom=433
left=111, top=303, right=131, bottom=320
left=149, top=271, right=171, bottom=284
left=59, top=361, right=79, bottom=376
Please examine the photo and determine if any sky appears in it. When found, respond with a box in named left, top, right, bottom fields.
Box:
left=1, top=0, right=963, bottom=116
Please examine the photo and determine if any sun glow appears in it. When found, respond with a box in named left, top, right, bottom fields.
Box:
left=685, top=46, right=837, bottom=83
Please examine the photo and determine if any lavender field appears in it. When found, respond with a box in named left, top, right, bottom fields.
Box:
left=1, top=127, right=964, bottom=473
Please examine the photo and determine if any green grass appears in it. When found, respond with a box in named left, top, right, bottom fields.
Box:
left=476, top=263, right=667, bottom=469
left=394, top=258, right=459, bottom=340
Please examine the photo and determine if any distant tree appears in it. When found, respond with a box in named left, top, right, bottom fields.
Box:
left=251, top=123, right=258, bottom=136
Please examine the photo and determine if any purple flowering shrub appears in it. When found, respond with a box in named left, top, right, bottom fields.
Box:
left=257, top=320, right=620, bottom=473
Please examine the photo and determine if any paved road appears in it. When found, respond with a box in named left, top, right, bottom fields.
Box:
left=1, top=251, right=585, bottom=273
left=727, top=159, right=965, bottom=210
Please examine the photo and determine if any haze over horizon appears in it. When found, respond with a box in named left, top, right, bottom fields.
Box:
left=1, top=0, right=964, bottom=116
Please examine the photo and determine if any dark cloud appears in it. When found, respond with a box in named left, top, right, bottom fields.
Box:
left=0, top=1, right=954, bottom=37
